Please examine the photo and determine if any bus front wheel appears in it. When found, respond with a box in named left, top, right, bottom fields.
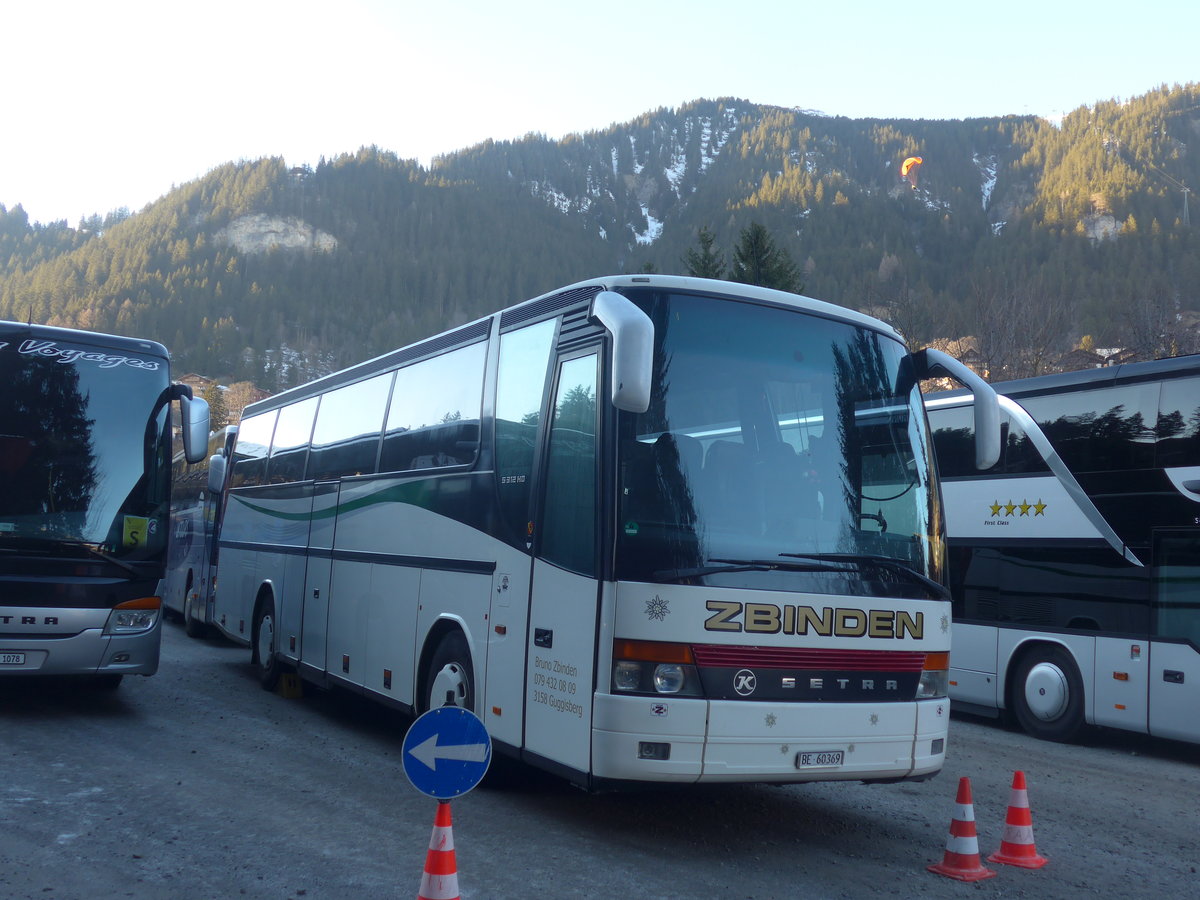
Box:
left=424, top=631, right=474, bottom=712
left=183, top=590, right=208, bottom=640
left=1012, top=645, right=1085, bottom=742
left=253, top=597, right=281, bottom=692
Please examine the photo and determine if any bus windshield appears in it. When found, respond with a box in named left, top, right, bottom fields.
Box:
left=616, top=289, right=941, bottom=596
left=0, top=335, right=172, bottom=562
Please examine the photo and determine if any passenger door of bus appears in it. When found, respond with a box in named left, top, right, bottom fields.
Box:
left=524, top=349, right=601, bottom=774
left=300, top=481, right=339, bottom=674
left=1149, top=530, right=1200, bottom=742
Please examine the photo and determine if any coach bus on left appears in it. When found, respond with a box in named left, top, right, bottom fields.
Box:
left=0, top=320, right=209, bottom=688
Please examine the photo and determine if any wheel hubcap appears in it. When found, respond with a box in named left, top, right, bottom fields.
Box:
left=430, top=662, right=468, bottom=708
left=257, top=614, right=275, bottom=667
left=1024, top=662, right=1069, bottom=721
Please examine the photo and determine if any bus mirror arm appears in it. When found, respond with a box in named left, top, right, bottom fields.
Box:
left=591, top=290, right=654, bottom=413
left=914, top=348, right=1001, bottom=470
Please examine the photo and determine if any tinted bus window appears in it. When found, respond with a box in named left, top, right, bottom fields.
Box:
left=929, top=405, right=979, bottom=479
left=308, top=372, right=393, bottom=480
left=1020, top=384, right=1158, bottom=472
left=1156, top=376, right=1200, bottom=468
left=380, top=342, right=486, bottom=472
left=231, top=411, right=277, bottom=488
left=268, top=396, right=319, bottom=484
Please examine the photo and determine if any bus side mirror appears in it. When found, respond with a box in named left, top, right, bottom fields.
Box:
left=590, top=290, right=653, bottom=413
left=207, top=454, right=227, bottom=495
left=180, top=393, right=211, bottom=465
left=914, top=348, right=1001, bottom=470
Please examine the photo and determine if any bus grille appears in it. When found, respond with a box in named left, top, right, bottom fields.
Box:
left=690, top=644, right=926, bottom=672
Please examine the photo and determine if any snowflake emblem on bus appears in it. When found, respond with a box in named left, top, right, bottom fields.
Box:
left=940, top=614, right=950, bottom=634
left=645, top=594, right=669, bottom=621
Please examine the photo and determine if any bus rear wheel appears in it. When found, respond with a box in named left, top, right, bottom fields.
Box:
left=253, top=598, right=281, bottom=692
left=1012, top=645, right=1085, bottom=742
left=424, top=631, right=474, bottom=712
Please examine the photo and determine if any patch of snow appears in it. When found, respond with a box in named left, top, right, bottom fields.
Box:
left=973, top=153, right=999, bottom=210
left=991, top=221, right=1006, bottom=235
left=529, top=181, right=572, bottom=214
left=634, top=204, right=663, bottom=245
left=920, top=190, right=950, bottom=213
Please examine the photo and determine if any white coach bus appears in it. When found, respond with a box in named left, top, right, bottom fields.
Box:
left=926, top=354, right=1200, bottom=744
left=211, top=275, right=997, bottom=788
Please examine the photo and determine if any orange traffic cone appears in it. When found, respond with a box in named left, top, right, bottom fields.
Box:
left=989, top=770, right=1048, bottom=868
left=928, top=776, right=997, bottom=882
left=417, top=801, right=460, bottom=900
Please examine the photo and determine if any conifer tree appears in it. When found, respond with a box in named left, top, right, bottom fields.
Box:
left=682, top=226, right=725, bottom=279
left=203, top=383, right=230, bottom=431
left=730, top=222, right=802, bottom=293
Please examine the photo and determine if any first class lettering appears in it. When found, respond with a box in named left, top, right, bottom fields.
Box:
left=704, top=600, right=923, bottom=639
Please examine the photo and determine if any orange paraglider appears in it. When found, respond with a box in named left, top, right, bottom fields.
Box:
left=901, top=156, right=923, bottom=188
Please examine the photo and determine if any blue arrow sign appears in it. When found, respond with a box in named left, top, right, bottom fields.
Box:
left=402, top=706, right=492, bottom=799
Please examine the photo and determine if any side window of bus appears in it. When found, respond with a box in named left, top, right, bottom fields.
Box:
left=1154, top=532, right=1200, bottom=646
left=1021, top=384, right=1158, bottom=472
left=1000, top=416, right=1048, bottom=475
left=267, top=396, right=318, bottom=484
left=380, top=342, right=486, bottom=472
left=229, top=411, right=277, bottom=489
left=495, top=319, right=556, bottom=544
left=540, top=353, right=599, bottom=575
left=1156, top=376, right=1200, bottom=468
left=308, top=372, right=393, bottom=480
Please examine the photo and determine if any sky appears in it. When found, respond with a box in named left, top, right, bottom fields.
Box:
left=4, top=0, right=1197, bottom=226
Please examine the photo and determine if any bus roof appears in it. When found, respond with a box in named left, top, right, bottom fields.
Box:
left=926, top=352, right=1200, bottom=407
left=1, top=319, right=170, bottom=359
left=241, top=275, right=902, bottom=419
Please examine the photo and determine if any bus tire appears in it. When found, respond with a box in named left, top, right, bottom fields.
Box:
left=253, top=597, right=281, bottom=692
left=424, top=631, right=474, bottom=712
left=1011, top=645, right=1085, bottom=742
left=183, top=592, right=208, bottom=640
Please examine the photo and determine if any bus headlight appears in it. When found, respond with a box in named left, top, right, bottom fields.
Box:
left=611, top=640, right=703, bottom=697
left=614, top=661, right=643, bottom=692
left=653, top=664, right=686, bottom=693
left=917, top=651, right=949, bottom=699
left=103, top=597, right=162, bottom=635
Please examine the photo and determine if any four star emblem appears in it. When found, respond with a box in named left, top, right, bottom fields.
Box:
left=990, top=498, right=1046, bottom=517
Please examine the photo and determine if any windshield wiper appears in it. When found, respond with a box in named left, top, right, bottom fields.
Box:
left=652, top=561, right=781, bottom=582
left=0, top=537, right=141, bottom=576
left=653, top=556, right=873, bottom=583
left=778, top=552, right=950, bottom=601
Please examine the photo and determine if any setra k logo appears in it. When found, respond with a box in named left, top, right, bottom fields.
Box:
left=733, top=669, right=757, bottom=696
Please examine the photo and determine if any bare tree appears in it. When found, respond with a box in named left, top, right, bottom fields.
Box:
left=968, top=273, right=1074, bottom=381
left=1123, top=284, right=1200, bottom=361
